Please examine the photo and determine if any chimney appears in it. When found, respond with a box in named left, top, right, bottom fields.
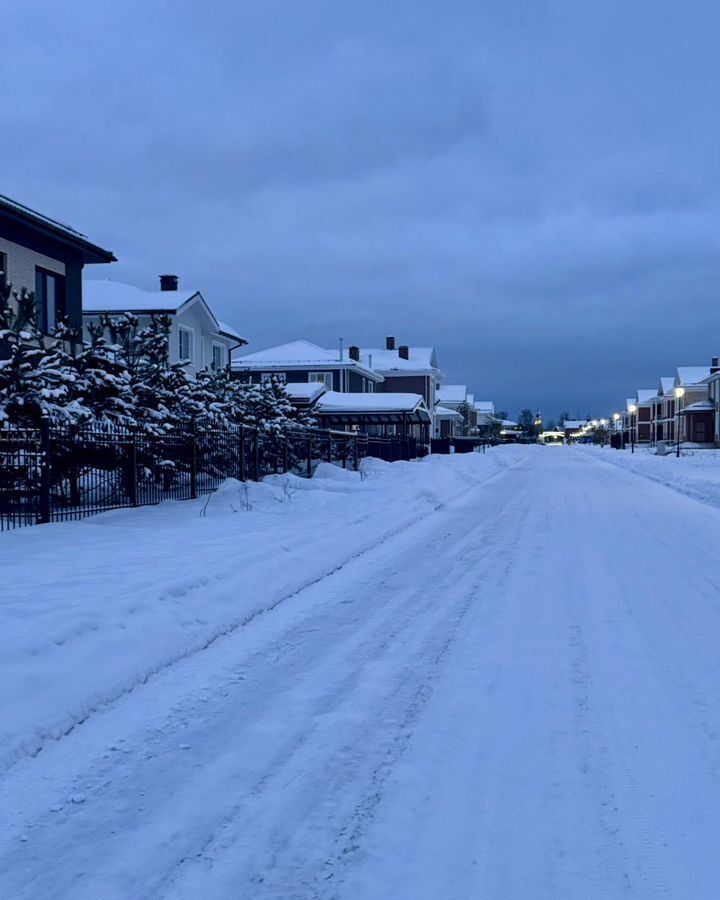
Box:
left=398, top=345, right=409, bottom=360
left=349, top=345, right=360, bottom=362
left=159, top=274, right=179, bottom=292
left=386, top=336, right=395, bottom=351
left=338, top=337, right=344, bottom=361
left=712, top=356, right=720, bottom=374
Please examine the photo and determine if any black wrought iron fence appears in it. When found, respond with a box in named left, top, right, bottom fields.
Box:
left=0, top=423, right=417, bottom=531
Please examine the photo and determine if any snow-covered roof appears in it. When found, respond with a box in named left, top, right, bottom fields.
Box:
left=316, top=391, right=427, bottom=414
left=563, top=419, right=587, bottom=429
left=84, top=280, right=199, bottom=313
left=360, top=346, right=440, bottom=375
left=659, top=376, right=674, bottom=395
left=434, top=406, right=464, bottom=420
left=625, top=398, right=636, bottom=411
left=637, top=389, right=657, bottom=405
left=232, top=341, right=382, bottom=380
left=437, top=384, right=467, bottom=404
left=0, top=194, right=116, bottom=264
left=680, top=400, right=714, bottom=413
left=284, top=382, right=327, bottom=403
left=474, top=401, right=494, bottom=414
left=502, top=419, right=518, bottom=428
left=83, top=281, right=246, bottom=345
left=217, top=320, right=244, bottom=342
left=676, top=366, right=711, bottom=387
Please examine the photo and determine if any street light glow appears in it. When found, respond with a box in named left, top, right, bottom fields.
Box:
left=628, top=404, right=637, bottom=414
left=674, top=387, right=685, bottom=398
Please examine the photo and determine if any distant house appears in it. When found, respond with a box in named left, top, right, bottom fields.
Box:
left=0, top=193, right=115, bottom=337
left=703, top=357, right=720, bottom=446
left=634, top=389, right=656, bottom=445
left=651, top=377, right=675, bottom=445
left=673, top=367, right=711, bottom=445
left=232, top=341, right=383, bottom=393
left=433, top=405, right=464, bottom=438
left=359, top=337, right=442, bottom=419
left=563, top=419, right=587, bottom=441
left=83, top=277, right=245, bottom=376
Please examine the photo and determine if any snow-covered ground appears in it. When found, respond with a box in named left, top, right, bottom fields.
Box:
left=3, top=445, right=720, bottom=898
left=591, top=443, right=720, bottom=508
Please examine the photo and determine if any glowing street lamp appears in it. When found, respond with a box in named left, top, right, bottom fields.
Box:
left=674, top=386, right=685, bottom=457
left=613, top=413, right=622, bottom=449
left=628, top=404, right=637, bottom=453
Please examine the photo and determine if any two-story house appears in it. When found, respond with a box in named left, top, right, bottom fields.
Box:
left=231, top=341, right=383, bottom=392
left=359, top=338, right=442, bottom=409
left=0, top=194, right=115, bottom=337
left=83, top=277, right=245, bottom=375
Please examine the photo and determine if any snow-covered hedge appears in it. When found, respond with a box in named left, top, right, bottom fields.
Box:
left=0, top=285, right=303, bottom=434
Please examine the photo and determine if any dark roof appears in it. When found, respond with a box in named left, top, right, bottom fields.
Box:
left=0, top=194, right=116, bottom=264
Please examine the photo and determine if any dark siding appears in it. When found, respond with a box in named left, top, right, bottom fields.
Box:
left=377, top=374, right=428, bottom=404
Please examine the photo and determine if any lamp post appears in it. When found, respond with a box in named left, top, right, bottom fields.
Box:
left=613, top=413, right=621, bottom=449
left=628, top=404, right=637, bottom=453
left=674, top=387, right=685, bottom=457
left=600, top=418, right=607, bottom=447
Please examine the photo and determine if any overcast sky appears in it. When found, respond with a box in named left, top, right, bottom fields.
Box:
left=3, top=0, right=719, bottom=418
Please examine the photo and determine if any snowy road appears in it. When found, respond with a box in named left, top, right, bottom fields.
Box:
left=3, top=448, right=720, bottom=898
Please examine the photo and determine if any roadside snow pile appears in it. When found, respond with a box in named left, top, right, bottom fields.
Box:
left=0, top=446, right=523, bottom=772
left=589, top=446, right=720, bottom=508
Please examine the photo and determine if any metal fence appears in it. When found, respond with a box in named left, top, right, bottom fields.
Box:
left=0, top=423, right=417, bottom=531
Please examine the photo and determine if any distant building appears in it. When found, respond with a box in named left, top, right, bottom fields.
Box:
left=84, top=277, right=245, bottom=375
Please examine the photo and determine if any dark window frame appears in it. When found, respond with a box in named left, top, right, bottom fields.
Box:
left=35, top=266, right=66, bottom=334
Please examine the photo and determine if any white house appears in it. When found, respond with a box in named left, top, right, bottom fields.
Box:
left=83, top=276, right=245, bottom=376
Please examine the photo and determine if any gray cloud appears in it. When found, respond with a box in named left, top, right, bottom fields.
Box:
left=2, top=0, right=720, bottom=418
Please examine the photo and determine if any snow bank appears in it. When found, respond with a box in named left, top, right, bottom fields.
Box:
left=0, top=446, right=523, bottom=772
left=586, top=446, right=720, bottom=508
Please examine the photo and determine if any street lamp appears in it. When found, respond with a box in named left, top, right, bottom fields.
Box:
left=628, top=404, right=637, bottom=453
left=613, top=413, right=622, bottom=450
left=674, top=387, right=685, bottom=457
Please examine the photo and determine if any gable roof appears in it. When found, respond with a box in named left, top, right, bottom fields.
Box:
left=474, top=401, right=494, bottom=414
left=437, top=384, right=467, bottom=404
left=658, top=376, right=674, bottom=395
left=675, top=366, right=711, bottom=387
left=636, top=388, right=657, bottom=404
left=360, top=346, right=440, bottom=375
left=232, top=340, right=382, bottom=380
left=83, top=281, right=246, bottom=345
left=0, top=194, right=116, bottom=265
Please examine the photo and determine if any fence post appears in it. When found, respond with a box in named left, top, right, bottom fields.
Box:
left=239, top=425, right=246, bottom=482
left=129, top=432, right=138, bottom=507
left=307, top=434, right=312, bottom=479
left=189, top=422, right=197, bottom=499
left=38, top=419, right=51, bottom=525
left=252, top=430, right=259, bottom=481
left=326, top=434, right=332, bottom=463
left=353, top=435, right=359, bottom=471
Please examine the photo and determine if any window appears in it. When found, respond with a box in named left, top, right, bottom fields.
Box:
left=309, top=371, right=333, bottom=390
left=211, top=343, right=225, bottom=371
left=178, top=326, right=193, bottom=363
left=35, top=267, right=66, bottom=334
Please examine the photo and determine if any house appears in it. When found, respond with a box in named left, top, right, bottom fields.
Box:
left=634, top=389, right=656, bottom=445
left=232, top=341, right=383, bottom=393
left=83, top=277, right=245, bottom=375
left=433, top=405, right=464, bottom=438
left=359, top=337, right=442, bottom=420
left=703, top=357, right=720, bottom=445
left=437, top=384, right=471, bottom=435
left=672, top=367, right=712, bottom=445
left=651, top=377, right=675, bottom=445
left=563, top=419, right=588, bottom=441
left=0, top=193, right=115, bottom=337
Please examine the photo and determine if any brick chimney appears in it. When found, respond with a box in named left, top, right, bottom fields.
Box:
left=386, top=336, right=395, bottom=350
left=712, top=356, right=720, bottom=374
left=159, top=274, right=179, bottom=291
left=349, top=345, right=360, bottom=362
left=398, top=345, right=409, bottom=360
